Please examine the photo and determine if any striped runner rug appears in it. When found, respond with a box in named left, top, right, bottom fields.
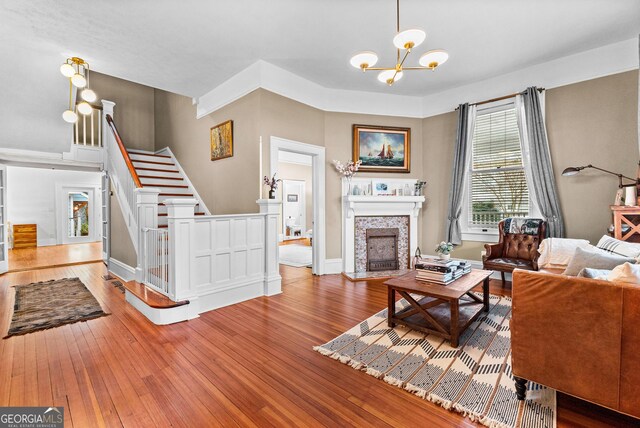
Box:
left=313, top=294, right=556, bottom=428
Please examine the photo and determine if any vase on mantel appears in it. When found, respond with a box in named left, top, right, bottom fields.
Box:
left=268, top=189, right=275, bottom=199
left=345, top=177, right=352, bottom=196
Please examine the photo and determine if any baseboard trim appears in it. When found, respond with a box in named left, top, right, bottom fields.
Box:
left=323, top=258, right=343, bottom=275
left=108, top=258, right=136, bottom=282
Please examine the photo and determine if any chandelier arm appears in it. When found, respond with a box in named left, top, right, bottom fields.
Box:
left=397, top=48, right=412, bottom=70
left=402, top=66, right=435, bottom=70
left=363, top=67, right=396, bottom=71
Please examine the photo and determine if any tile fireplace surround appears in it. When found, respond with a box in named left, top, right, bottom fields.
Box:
left=342, top=180, right=426, bottom=274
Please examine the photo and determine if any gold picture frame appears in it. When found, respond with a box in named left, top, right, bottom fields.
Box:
left=210, top=120, right=233, bottom=161
left=353, top=124, right=410, bottom=173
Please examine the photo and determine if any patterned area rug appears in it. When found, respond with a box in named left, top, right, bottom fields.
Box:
left=4, top=277, right=109, bottom=338
left=314, top=294, right=556, bottom=428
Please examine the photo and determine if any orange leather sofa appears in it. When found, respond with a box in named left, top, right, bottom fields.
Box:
left=511, top=269, right=640, bottom=419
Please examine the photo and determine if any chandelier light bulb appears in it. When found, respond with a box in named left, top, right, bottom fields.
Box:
left=350, top=51, right=379, bottom=70
left=81, top=88, right=97, bottom=102
left=393, top=29, right=426, bottom=50
left=77, top=102, right=93, bottom=115
left=419, top=49, right=449, bottom=69
left=60, top=63, right=75, bottom=77
left=71, top=73, right=87, bottom=88
left=377, top=70, right=403, bottom=85
left=62, top=109, right=78, bottom=123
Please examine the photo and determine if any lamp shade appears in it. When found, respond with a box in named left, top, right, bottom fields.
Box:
left=561, top=167, right=582, bottom=176
left=60, top=63, right=75, bottom=77
left=62, top=109, right=78, bottom=123
left=419, top=49, right=449, bottom=68
left=81, top=89, right=97, bottom=102
left=350, top=51, right=378, bottom=69
left=377, top=70, right=403, bottom=85
left=393, top=29, right=426, bottom=49
left=77, top=102, right=93, bottom=115
left=71, top=73, right=87, bottom=88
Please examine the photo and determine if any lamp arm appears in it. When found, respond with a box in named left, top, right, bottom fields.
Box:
left=584, top=165, right=636, bottom=183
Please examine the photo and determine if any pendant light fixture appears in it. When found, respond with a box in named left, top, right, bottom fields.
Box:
left=350, top=0, right=449, bottom=86
left=60, top=56, right=98, bottom=122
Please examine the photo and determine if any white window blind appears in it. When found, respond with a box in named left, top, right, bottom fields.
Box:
left=469, top=106, right=529, bottom=228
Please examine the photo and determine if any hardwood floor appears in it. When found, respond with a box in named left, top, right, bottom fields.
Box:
left=0, top=263, right=637, bottom=427
left=8, top=242, right=102, bottom=272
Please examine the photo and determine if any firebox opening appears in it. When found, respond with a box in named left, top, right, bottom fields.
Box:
left=366, top=228, right=400, bottom=271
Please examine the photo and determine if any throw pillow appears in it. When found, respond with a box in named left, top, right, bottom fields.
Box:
left=608, top=262, right=640, bottom=285
left=563, top=247, right=635, bottom=277
left=596, top=235, right=640, bottom=259
left=537, top=237, right=591, bottom=269
left=577, top=268, right=612, bottom=280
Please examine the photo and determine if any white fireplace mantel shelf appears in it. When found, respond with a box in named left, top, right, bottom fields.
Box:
left=342, top=193, right=426, bottom=273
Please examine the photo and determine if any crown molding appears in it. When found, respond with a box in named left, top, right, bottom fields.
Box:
left=195, top=38, right=639, bottom=120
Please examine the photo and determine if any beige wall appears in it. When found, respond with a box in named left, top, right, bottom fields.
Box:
left=421, top=70, right=639, bottom=260
left=154, top=89, right=261, bottom=215
left=109, top=185, right=137, bottom=268
left=277, top=161, right=313, bottom=234
left=91, top=72, right=155, bottom=151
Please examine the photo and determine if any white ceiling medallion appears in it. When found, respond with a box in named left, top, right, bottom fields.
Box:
left=350, top=0, right=449, bottom=86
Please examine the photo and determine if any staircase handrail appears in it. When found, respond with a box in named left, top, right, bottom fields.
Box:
left=105, top=114, right=143, bottom=188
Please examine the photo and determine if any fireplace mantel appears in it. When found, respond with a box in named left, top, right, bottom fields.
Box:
left=342, top=192, right=426, bottom=273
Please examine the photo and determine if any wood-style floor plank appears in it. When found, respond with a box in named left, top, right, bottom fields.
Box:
left=0, top=262, right=638, bottom=427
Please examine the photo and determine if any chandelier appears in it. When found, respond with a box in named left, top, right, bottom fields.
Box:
left=60, top=57, right=97, bottom=123
left=349, top=0, right=449, bottom=86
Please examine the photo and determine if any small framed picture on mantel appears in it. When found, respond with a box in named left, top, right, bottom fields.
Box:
left=353, top=124, right=410, bottom=173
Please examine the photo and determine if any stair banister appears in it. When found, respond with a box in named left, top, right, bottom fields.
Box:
left=104, top=114, right=143, bottom=188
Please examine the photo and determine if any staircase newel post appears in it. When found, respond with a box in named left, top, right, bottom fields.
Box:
left=257, top=199, right=282, bottom=296
left=101, top=100, right=115, bottom=165
left=165, top=199, right=197, bottom=302
left=134, top=188, right=160, bottom=283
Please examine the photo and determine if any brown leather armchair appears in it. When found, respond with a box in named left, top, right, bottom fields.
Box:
left=482, top=219, right=546, bottom=285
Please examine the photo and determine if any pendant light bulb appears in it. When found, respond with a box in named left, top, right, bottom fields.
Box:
left=62, top=109, right=78, bottom=123
left=71, top=73, right=87, bottom=88
left=81, top=89, right=97, bottom=102
left=77, top=102, right=93, bottom=115
left=60, top=63, right=75, bottom=77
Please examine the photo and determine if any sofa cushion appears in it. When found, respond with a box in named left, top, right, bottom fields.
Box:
left=577, top=268, right=611, bottom=280
left=563, top=247, right=635, bottom=276
left=483, top=257, right=535, bottom=272
left=608, top=262, right=640, bottom=285
left=597, top=235, right=640, bottom=259
left=537, top=237, right=591, bottom=269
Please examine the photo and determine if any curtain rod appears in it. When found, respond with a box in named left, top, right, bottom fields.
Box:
left=454, top=87, right=545, bottom=110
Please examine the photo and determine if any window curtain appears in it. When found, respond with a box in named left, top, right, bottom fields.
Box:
left=515, top=87, right=565, bottom=237
left=445, top=103, right=476, bottom=245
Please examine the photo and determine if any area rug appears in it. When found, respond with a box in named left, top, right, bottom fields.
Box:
left=279, top=244, right=312, bottom=267
left=314, top=294, right=556, bottom=428
left=4, top=277, right=109, bottom=338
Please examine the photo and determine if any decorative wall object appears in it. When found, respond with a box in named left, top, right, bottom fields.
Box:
left=210, top=120, right=234, bottom=161
left=353, top=125, right=410, bottom=173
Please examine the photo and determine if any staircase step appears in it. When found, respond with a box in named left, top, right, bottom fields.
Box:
left=143, top=184, right=189, bottom=189
left=158, top=212, right=205, bottom=217
left=127, top=150, right=172, bottom=159
left=132, top=159, right=175, bottom=166
left=122, top=281, right=188, bottom=308
left=139, top=175, right=183, bottom=181
left=158, top=202, right=199, bottom=206
left=159, top=193, right=194, bottom=197
left=135, top=167, right=180, bottom=174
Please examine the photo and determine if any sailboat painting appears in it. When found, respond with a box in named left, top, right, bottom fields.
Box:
left=352, top=124, right=410, bottom=173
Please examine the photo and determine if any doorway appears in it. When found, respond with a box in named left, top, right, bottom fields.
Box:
left=270, top=136, right=326, bottom=275
left=58, top=186, right=100, bottom=244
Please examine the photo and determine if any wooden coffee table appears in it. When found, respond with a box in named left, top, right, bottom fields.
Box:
left=384, top=269, right=493, bottom=347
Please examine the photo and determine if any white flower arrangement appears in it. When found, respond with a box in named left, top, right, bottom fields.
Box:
left=332, top=159, right=362, bottom=178
left=435, top=241, right=454, bottom=255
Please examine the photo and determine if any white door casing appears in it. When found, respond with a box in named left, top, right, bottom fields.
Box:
left=269, top=136, right=326, bottom=275
left=56, top=184, right=101, bottom=244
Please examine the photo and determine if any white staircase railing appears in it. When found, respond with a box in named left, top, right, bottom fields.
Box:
left=142, top=227, right=171, bottom=297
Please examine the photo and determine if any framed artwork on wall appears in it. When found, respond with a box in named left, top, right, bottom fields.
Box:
left=353, top=124, right=410, bottom=173
left=210, top=120, right=234, bottom=161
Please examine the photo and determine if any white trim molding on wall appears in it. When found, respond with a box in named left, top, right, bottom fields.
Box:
left=195, top=38, right=639, bottom=120
left=269, top=136, right=327, bottom=275
left=108, top=257, right=136, bottom=282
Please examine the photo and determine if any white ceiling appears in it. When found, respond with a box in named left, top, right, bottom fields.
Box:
left=2, top=0, right=638, bottom=98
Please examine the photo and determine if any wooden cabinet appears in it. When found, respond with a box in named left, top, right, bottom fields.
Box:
left=611, top=206, right=640, bottom=242
left=13, top=224, right=37, bottom=249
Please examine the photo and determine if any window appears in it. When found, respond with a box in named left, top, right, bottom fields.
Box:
left=462, top=103, right=531, bottom=239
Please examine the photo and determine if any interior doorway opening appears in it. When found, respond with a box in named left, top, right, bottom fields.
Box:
left=270, top=136, right=326, bottom=275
